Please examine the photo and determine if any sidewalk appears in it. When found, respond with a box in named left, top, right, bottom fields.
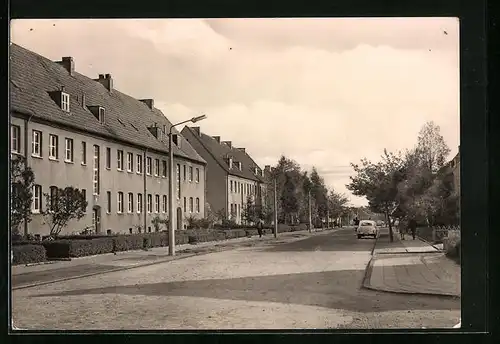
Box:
left=364, top=228, right=460, bottom=297
left=12, top=229, right=327, bottom=289
left=373, top=228, right=440, bottom=254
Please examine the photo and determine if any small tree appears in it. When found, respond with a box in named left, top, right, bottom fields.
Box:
left=42, top=186, right=88, bottom=237
left=10, top=156, right=35, bottom=237
left=152, top=215, right=169, bottom=232
left=242, top=195, right=257, bottom=225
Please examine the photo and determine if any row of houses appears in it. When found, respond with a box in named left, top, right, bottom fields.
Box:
left=10, top=43, right=269, bottom=236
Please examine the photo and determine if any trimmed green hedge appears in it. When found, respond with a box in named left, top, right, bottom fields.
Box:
left=14, top=225, right=310, bottom=260
left=12, top=244, right=47, bottom=265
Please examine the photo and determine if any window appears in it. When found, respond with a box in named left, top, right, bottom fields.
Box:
left=146, top=157, right=152, bottom=175
left=183, top=165, right=187, bottom=181
left=117, top=150, right=124, bottom=170
left=230, top=181, right=233, bottom=192
left=189, top=166, right=193, bottom=182
left=189, top=197, right=193, bottom=213
left=32, top=185, right=42, bottom=213
left=49, top=134, right=58, bottom=159
left=65, top=138, right=74, bottom=162
left=93, top=145, right=100, bottom=195
left=155, top=194, right=160, bottom=213
left=162, top=195, right=167, bottom=213
left=117, top=192, right=124, bottom=213
left=238, top=204, right=240, bottom=218
left=99, top=107, right=105, bottom=122
left=154, top=159, right=160, bottom=176
left=162, top=160, right=167, bottom=177
left=137, top=193, right=143, bottom=213
left=176, top=164, right=181, bottom=199
left=105, top=147, right=111, bottom=169
left=127, top=153, right=133, bottom=172
left=11, top=125, right=20, bottom=153
left=61, top=92, right=70, bottom=112
left=137, top=154, right=143, bottom=174
left=81, top=142, right=87, bottom=165
left=49, top=186, right=58, bottom=211
left=195, top=168, right=200, bottom=183
left=106, top=191, right=111, bottom=213
left=183, top=197, right=187, bottom=213
left=230, top=204, right=234, bottom=218
left=128, top=193, right=134, bottom=213
left=82, top=189, right=87, bottom=212
left=147, top=194, right=152, bottom=213
left=196, top=198, right=200, bottom=213
left=32, top=130, right=42, bottom=157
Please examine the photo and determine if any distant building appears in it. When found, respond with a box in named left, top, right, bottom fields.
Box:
left=10, top=43, right=206, bottom=235
left=181, top=127, right=267, bottom=224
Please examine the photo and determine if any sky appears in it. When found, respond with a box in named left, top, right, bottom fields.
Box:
left=10, top=18, right=460, bottom=206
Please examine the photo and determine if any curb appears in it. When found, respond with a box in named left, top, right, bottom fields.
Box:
left=21, top=261, right=58, bottom=267
left=417, top=236, right=443, bottom=251
left=361, top=256, right=375, bottom=290
left=12, top=229, right=325, bottom=291
left=12, top=252, right=199, bottom=291
left=375, top=251, right=443, bottom=255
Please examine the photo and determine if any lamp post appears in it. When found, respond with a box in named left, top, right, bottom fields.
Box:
left=274, top=174, right=278, bottom=239
left=308, top=190, right=312, bottom=233
left=168, top=114, right=207, bottom=256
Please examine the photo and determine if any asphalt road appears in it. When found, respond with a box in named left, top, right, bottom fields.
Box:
left=12, top=228, right=461, bottom=329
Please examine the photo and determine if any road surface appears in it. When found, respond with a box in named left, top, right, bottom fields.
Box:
left=12, top=228, right=460, bottom=330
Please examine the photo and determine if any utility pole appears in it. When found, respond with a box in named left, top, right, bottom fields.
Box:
left=308, top=190, right=312, bottom=233
left=273, top=175, right=278, bottom=238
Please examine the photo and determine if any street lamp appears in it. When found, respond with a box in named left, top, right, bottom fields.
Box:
left=168, top=114, right=207, bottom=256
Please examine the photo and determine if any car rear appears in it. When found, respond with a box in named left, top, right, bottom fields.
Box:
left=357, top=221, right=378, bottom=239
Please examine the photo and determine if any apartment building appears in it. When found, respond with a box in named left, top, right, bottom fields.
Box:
left=181, top=126, right=266, bottom=224
left=10, top=43, right=206, bottom=235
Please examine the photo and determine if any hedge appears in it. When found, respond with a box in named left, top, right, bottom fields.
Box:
left=13, top=224, right=311, bottom=260
left=12, top=244, right=47, bottom=265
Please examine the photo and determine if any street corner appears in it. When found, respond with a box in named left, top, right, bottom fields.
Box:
left=362, top=253, right=461, bottom=298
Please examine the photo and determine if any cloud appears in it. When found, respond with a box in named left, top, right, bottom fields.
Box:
left=10, top=18, right=460, bottom=206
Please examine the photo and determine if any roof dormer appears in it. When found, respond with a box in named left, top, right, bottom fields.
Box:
left=236, top=161, right=242, bottom=171
left=87, top=105, right=105, bottom=124
left=172, top=134, right=181, bottom=147
left=225, top=155, right=233, bottom=169
left=147, top=123, right=162, bottom=139
left=48, top=86, right=70, bottom=112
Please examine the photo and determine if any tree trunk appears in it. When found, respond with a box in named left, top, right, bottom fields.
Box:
left=385, top=208, right=394, bottom=242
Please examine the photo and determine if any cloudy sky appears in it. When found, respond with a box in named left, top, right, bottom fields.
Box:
left=11, top=18, right=459, bottom=206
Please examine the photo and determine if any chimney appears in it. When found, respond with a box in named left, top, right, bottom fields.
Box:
left=237, top=148, right=246, bottom=153
left=191, top=126, right=201, bottom=137
left=57, top=57, right=74, bottom=75
left=212, top=136, right=221, bottom=143
left=139, top=99, right=154, bottom=109
left=222, top=141, right=232, bottom=149
left=95, top=74, right=113, bottom=93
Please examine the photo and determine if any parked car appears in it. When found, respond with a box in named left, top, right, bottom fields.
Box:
left=356, top=220, right=378, bottom=239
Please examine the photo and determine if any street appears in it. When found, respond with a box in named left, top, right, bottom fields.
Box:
left=12, top=228, right=460, bottom=330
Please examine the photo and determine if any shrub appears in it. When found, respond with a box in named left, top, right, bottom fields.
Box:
left=12, top=244, right=46, bottom=265
left=445, top=230, right=461, bottom=263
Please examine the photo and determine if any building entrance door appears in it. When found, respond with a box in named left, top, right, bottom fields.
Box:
left=92, top=206, right=101, bottom=234
left=176, top=207, right=183, bottom=230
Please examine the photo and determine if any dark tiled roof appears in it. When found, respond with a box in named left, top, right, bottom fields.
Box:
left=9, top=43, right=205, bottom=164
left=183, top=127, right=265, bottom=182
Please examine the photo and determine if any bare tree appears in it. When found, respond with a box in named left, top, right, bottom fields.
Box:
left=416, top=121, right=451, bottom=173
